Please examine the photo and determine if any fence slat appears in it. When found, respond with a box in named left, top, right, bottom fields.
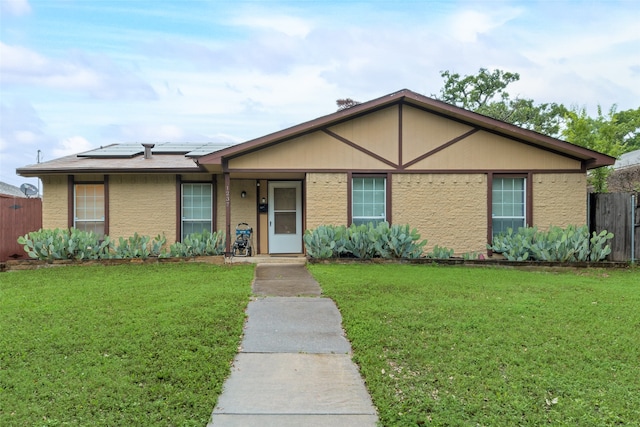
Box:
left=589, top=193, right=636, bottom=262
left=1, top=196, right=43, bottom=261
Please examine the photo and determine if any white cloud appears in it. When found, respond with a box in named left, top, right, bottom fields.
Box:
left=0, top=0, right=31, bottom=16
left=53, top=136, right=96, bottom=158
left=0, top=43, right=156, bottom=100
left=231, top=13, right=313, bottom=38
left=0, top=100, right=49, bottom=148
left=449, top=8, right=522, bottom=43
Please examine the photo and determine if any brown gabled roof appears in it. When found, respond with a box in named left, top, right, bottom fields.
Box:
left=197, top=89, right=615, bottom=170
left=16, top=142, right=232, bottom=177
left=16, top=90, right=615, bottom=178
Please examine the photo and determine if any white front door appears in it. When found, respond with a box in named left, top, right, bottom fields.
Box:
left=268, top=181, right=302, bottom=254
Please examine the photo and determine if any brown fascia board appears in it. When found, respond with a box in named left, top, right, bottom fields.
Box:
left=197, top=89, right=616, bottom=170
left=16, top=167, right=206, bottom=177
left=16, top=151, right=208, bottom=177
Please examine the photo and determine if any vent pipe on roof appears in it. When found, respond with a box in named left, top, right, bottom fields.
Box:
left=142, top=143, right=155, bottom=159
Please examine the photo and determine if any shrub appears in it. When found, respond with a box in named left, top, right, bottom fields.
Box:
left=168, top=230, right=226, bottom=257
left=344, top=223, right=379, bottom=259
left=111, top=233, right=166, bottom=259
left=375, top=223, right=427, bottom=259
left=17, top=229, right=167, bottom=260
left=462, top=251, right=480, bottom=260
left=427, top=244, right=454, bottom=259
left=303, top=225, right=347, bottom=258
left=304, top=222, right=427, bottom=259
left=18, top=228, right=111, bottom=260
left=489, top=225, right=613, bottom=262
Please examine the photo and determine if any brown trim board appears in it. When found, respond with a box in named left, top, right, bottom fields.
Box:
left=402, top=128, right=480, bottom=169
left=176, top=174, right=182, bottom=242
left=398, top=104, right=403, bottom=167
left=322, top=128, right=398, bottom=169
left=67, top=175, right=74, bottom=229
left=224, top=167, right=584, bottom=175
left=104, top=175, right=109, bottom=236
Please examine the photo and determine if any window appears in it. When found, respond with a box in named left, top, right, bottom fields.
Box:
left=352, top=177, right=386, bottom=226
left=182, top=183, right=212, bottom=240
left=492, top=177, right=526, bottom=237
left=74, top=184, right=105, bottom=236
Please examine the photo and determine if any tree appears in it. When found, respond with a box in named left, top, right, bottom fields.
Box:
left=336, top=98, right=361, bottom=111
left=433, top=68, right=567, bottom=137
left=614, top=107, right=640, bottom=152
left=563, top=105, right=640, bottom=192
left=434, top=68, right=640, bottom=192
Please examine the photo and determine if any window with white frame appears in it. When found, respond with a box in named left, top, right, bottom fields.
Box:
left=182, top=183, right=212, bottom=240
left=352, top=176, right=386, bottom=226
left=74, top=183, right=105, bottom=236
left=492, top=177, right=526, bottom=237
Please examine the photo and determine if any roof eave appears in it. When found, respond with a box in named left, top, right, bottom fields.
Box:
left=16, top=167, right=208, bottom=177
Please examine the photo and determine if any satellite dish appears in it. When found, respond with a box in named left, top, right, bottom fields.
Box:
left=20, top=183, right=39, bottom=197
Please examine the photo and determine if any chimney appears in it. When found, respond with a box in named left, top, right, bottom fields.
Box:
left=142, top=143, right=155, bottom=159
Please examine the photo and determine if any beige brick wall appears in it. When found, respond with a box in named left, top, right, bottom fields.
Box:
left=231, top=179, right=258, bottom=232
left=41, top=175, right=68, bottom=230
left=306, top=173, right=348, bottom=230
left=109, top=174, right=177, bottom=245
left=532, top=173, right=587, bottom=229
left=215, top=178, right=258, bottom=238
left=393, top=174, right=488, bottom=254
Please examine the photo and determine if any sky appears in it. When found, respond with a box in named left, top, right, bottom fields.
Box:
left=1, top=0, right=639, bottom=189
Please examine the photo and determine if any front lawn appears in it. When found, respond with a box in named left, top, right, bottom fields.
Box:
left=309, top=264, right=640, bottom=426
left=0, top=263, right=254, bottom=426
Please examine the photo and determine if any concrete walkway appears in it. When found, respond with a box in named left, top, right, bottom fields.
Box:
left=208, top=264, right=378, bottom=426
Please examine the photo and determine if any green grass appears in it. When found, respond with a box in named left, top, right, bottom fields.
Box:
left=0, top=263, right=254, bottom=426
left=309, top=264, right=640, bottom=427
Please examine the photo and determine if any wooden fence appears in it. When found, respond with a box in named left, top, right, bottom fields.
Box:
left=589, top=193, right=640, bottom=262
left=0, top=195, right=42, bottom=262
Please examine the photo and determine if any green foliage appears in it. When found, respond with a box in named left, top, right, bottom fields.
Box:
left=17, top=228, right=169, bottom=260
left=375, top=222, right=427, bottom=259
left=111, top=233, right=166, bottom=259
left=615, top=107, right=640, bottom=152
left=344, top=223, right=379, bottom=259
left=434, top=68, right=639, bottom=158
left=590, top=229, right=614, bottom=261
left=489, top=225, right=614, bottom=262
left=434, top=68, right=567, bottom=136
left=563, top=105, right=640, bottom=192
left=427, top=244, right=455, bottom=259
left=462, top=251, right=479, bottom=260
left=168, top=230, right=226, bottom=257
left=0, top=264, right=253, bottom=426
left=304, top=222, right=426, bottom=259
left=17, top=228, right=111, bottom=260
left=303, top=225, right=347, bottom=258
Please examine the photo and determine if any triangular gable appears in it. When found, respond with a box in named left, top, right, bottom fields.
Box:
left=406, top=130, right=582, bottom=170
left=197, top=89, right=616, bottom=172
left=326, top=106, right=399, bottom=164
left=401, top=105, right=475, bottom=164
left=228, top=130, right=393, bottom=170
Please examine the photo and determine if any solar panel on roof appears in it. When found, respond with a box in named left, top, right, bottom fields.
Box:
left=77, top=144, right=143, bottom=158
left=77, top=142, right=234, bottom=158
left=152, top=143, right=199, bottom=153
left=185, top=144, right=232, bottom=157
